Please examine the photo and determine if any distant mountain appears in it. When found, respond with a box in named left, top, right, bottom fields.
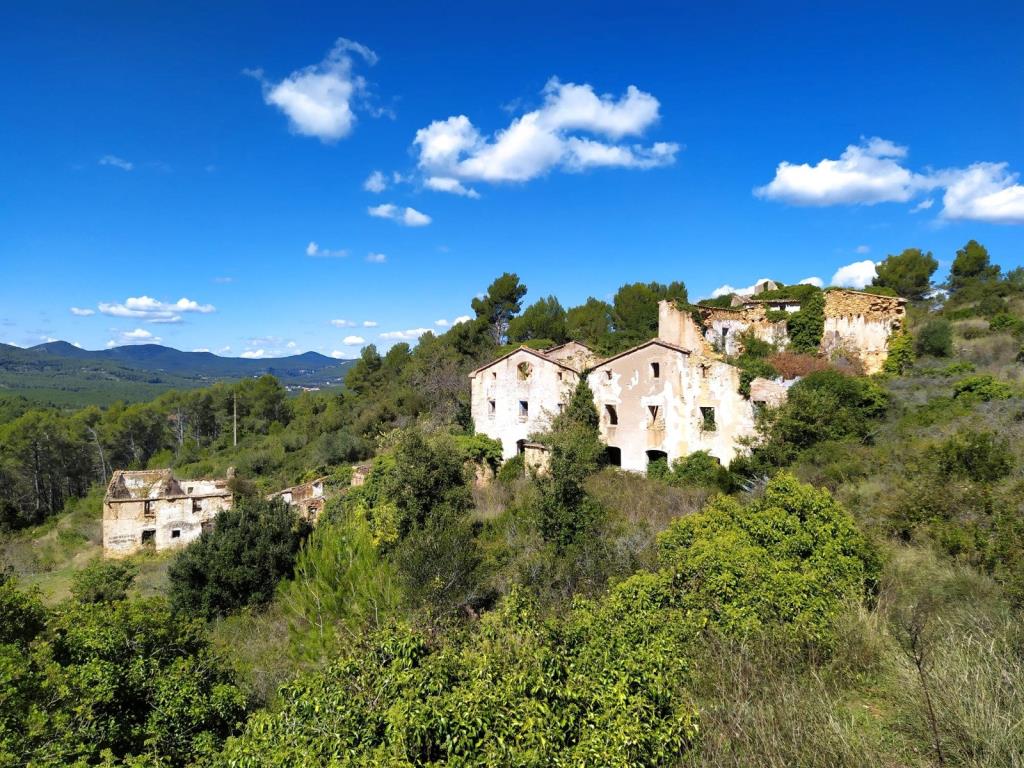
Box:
left=0, top=342, right=355, bottom=407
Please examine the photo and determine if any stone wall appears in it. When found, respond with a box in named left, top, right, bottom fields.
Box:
left=103, top=489, right=232, bottom=558
left=822, top=290, right=906, bottom=374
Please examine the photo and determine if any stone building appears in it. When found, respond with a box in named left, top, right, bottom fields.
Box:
left=587, top=339, right=757, bottom=470
left=102, top=469, right=233, bottom=557
left=267, top=477, right=327, bottom=523
left=692, top=288, right=906, bottom=373
left=468, top=345, right=588, bottom=460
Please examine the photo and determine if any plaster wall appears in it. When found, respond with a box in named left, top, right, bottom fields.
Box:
left=588, top=343, right=757, bottom=472
left=470, top=349, right=579, bottom=460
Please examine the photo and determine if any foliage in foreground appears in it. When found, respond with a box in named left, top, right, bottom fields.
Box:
left=217, top=474, right=875, bottom=766
left=0, top=576, right=245, bottom=767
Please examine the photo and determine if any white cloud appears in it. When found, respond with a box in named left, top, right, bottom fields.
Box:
left=452, top=315, right=472, bottom=325
left=830, top=259, right=878, bottom=289
left=755, top=137, right=929, bottom=205
left=435, top=319, right=449, bottom=326
left=413, top=77, right=678, bottom=185
left=362, top=320, right=378, bottom=327
left=939, top=162, right=1024, bottom=225
left=368, top=203, right=432, bottom=226
left=99, top=155, right=133, bottom=171
left=911, top=198, right=934, bottom=213
left=424, top=176, right=480, bottom=198
left=192, top=348, right=210, bottom=353
left=241, top=349, right=265, bottom=359
left=250, top=38, right=377, bottom=142
left=107, top=328, right=161, bottom=347
left=98, top=296, right=215, bottom=324
left=306, top=241, right=348, bottom=258
left=342, top=335, right=365, bottom=345
left=286, top=341, right=297, bottom=349
left=799, top=276, right=824, bottom=287
left=363, top=170, right=387, bottom=192
left=70, top=307, right=95, bottom=316
left=380, top=327, right=433, bottom=340
left=329, top=350, right=349, bottom=359
left=855, top=245, right=871, bottom=254
left=218, top=346, right=232, bottom=354
left=366, top=252, right=387, bottom=263
left=709, top=278, right=774, bottom=298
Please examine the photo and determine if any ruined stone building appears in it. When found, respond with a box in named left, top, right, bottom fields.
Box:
left=103, top=470, right=333, bottom=557
left=266, top=477, right=327, bottom=523
left=102, top=469, right=233, bottom=557
left=470, top=287, right=905, bottom=474
left=693, top=288, right=906, bottom=374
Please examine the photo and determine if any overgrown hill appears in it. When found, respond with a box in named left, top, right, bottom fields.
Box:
left=0, top=341, right=355, bottom=406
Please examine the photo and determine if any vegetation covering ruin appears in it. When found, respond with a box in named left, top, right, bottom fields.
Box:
left=2, top=241, right=1024, bottom=765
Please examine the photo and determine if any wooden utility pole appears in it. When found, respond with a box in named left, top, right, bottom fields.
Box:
left=233, top=392, right=238, bottom=447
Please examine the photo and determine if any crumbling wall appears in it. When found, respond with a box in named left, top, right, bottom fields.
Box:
left=103, top=491, right=231, bottom=558
left=588, top=342, right=757, bottom=472
left=822, top=290, right=906, bottom=374
left=696, top=305, right=789, bottom=356
left=543, top=341, right=600, bottom=371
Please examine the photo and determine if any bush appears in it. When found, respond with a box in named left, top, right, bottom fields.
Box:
left=767, top=351, right=831, bottom=379
left=883, top=330, right=915, bottom=375
left=953, top=374, right=1014, bottom=403
left=787, top=291, right=826, bottom=353
left=669, top=450, right=735, bottom=492
left=169, top=497, right=311, bottom=619
left=0, top=590, right=246, bottom=767
left=495, top=453, right=524, bottom=483
left=656, top=473, right=879, bottom=648
left=989, top=312, right=1024, bottom=335
left=932, top=430, right=1013, bottom=483
left=70, top=558, right=137, bottom=603
left=915, top=318, right=953, bottom=357
left=755, top=370, right=888, bottom=467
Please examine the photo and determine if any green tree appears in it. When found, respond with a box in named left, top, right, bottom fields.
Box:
left=507, top=295, right=568, bottom=344
left=949, top=240, right=1000, bottom=292
left=915, top=318, right=953, bottom=357
left=169, top=497, right=311, bottom=619
left=611, top=281, right=688, bottom=349
left=566, top=297, right=614, bottom=349
left=873, top=248, right=938, bottom=300
left=471, top=272, right=528, bottom=344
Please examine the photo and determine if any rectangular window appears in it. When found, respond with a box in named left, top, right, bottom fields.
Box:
left=192, top=498, right=203, bottom=513
left=487, top=399, right=496, bottom=417
left=651, top=362, right=661, bottom=379
left=605, top=404, right=619, bottom=425
left=701, top=406, right=717, bottom=431
left=143, top=501, right=155, bottom=518
left=141, top=529, right=156, bottom=546
left=648, top=405, right=660, bottom=425
left=605, top=370, right=613, bottom=380
left=557, top=371, right=563, bottom=381
left=171, top=529, right=181, bottom=539
left=519, top=400, right=529, bottom=420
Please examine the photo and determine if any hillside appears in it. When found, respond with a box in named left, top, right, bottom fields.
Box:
left=0, top=341, right=355, bottom=406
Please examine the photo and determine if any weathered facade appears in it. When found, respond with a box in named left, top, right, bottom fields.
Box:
left=267, top=478, right=327, bottom=523
left=102, top=469, right=233, bottom=557
left=684, top=288, right=906, bottom=373
left=469, top=346, right=585, bottom=460
left=588, top=340, right=757, bottom=470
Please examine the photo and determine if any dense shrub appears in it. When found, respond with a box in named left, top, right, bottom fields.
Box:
left=168, top=497, right=311, bottom=619
left=0, top=585, right=245, bottom=767
left=953, top=374, right=1014, bottom=403
left=768, top=351, right=831, bottom=379
left=932, top=430, right=1014, bottom=483
left=786, top=291, right=826, bottom=353
left=882, top=330, right=915, bottom=375
left=70, top=558, right=137, bottom=603
left=657, top=473, right=879, bottom=647
left=669, top=450, right=735, bottom=492
left=915, top=318, right=953, bottom=357
left=754, top=370, right=888, bottom=467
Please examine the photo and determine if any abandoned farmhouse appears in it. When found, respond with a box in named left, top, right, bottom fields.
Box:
left=102, top=469, right=328, bottom=557
left=470, top=287, right=906, bottom=473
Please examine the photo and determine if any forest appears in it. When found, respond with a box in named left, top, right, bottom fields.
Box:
left=2, top=239, right=1024, bottom=767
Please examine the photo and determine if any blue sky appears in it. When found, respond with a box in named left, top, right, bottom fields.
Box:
left=2, top=1, right=1022, bottom=358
